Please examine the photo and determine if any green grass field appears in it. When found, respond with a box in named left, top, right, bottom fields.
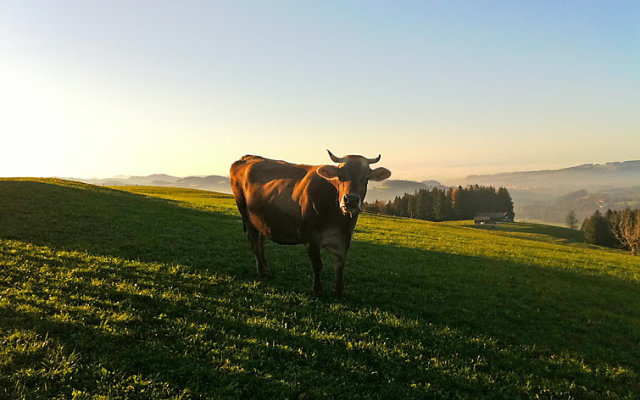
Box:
left=1, top=178, right=639, bottom=399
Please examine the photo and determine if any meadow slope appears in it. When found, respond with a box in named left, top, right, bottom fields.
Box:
left=0, top=178, right=639, bottom=399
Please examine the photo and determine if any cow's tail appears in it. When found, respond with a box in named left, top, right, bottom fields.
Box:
left=230, top=156, right=257, bottom=235
left=234, top=192, right=249, bottom=233
left=230, top=182, right=249, bottom=234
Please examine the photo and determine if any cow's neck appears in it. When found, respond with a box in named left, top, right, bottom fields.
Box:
left=341, top=211, right=359, bottom=230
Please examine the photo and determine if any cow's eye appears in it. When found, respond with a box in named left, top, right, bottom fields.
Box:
left=338, top=175, right=347, bottom=182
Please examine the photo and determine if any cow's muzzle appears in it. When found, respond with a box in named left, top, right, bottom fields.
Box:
left=342, top=194, right=361, bottom=213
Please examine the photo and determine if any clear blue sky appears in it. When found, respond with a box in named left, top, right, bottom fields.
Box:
left=1, top=1, right=638, bottom=182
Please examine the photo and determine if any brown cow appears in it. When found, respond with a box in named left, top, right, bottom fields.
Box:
left=230, top=150, right=391, bottom=297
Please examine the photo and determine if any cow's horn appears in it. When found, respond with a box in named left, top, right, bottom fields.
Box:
left=366, top=154, right=381, bottom=164
left=327, top=149, right=347, bottom=164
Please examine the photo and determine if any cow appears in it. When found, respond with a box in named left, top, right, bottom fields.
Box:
left=230, top=150, right=391, bottom=298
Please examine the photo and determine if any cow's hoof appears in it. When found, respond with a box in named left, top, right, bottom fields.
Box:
left=312, top=286, right=323, bottom=298
left=335, top=290, right=346, bottom=300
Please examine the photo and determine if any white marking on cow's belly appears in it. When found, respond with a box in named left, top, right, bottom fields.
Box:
left=320, top=227, right=346, bottom=258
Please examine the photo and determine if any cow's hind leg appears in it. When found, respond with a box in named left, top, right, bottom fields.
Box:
left=258, top=233, right=270, bottom=276
left=305, top=241, right=323, bottom=297
left=233, top=192, right=270, bottom=278
left=246, top=225, right=270, bottom=278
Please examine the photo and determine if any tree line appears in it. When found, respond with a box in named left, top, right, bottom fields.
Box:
left=580, top=209, right=640, bottom=255
left=364, top=185, right=514, bottom=222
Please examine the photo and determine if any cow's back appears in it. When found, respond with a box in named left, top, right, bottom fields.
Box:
left=230, top=155, right=311, bottom=193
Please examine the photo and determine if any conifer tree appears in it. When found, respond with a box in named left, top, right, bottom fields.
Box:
left=581, top=210, right=615, bottom=247
left=496, top=187, right=515, bottom=220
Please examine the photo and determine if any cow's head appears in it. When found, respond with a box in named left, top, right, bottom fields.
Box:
left=317, top=150, right=391, bottom=215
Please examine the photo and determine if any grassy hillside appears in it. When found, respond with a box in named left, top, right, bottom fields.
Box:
left=1, top=178, right=639, bottom=399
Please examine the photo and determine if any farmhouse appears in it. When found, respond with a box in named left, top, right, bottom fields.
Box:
left=474, top=212, right=514, bottom=224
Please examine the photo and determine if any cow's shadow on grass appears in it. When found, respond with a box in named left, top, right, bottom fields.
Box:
left=1, top=180, right=639, bottom=399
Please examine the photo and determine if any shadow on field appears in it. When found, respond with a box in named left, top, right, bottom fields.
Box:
left=468, top=221, right=585, bottom=243
left=0, top=180, right=252, bottom=273
left=1, top=180, right=639, bottom=398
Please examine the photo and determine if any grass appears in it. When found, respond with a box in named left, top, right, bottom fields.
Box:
left=1, top=178, right=639, bottom=399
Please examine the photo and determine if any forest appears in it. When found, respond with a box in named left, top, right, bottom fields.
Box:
left=364, top=185, right=514, bottom=222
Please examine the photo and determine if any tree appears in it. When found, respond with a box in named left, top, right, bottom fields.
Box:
left=384, top=201, right=394, bottom=215
left=496, top=187, right=515, bottom=220
left=611, top=209, right=640, bottom=256
left=416, top=189, right=432, bottom=220
left=451, top=186, right=472, bottom=219
left=430, top=188, right=451, bottom=221
left=581, top=211, right=601, bottom=245
left=407, top=193, right=419, bottom=219
left=581, top=210, right=616, bottom=247
left=566, top=210, right=578, bottom=230
left=393, top=195, right=409, bottom=217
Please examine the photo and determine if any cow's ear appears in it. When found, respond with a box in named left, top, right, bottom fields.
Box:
left=369, top=167, right=391, bottom=181
left=317, top=165, right=339, bottom=180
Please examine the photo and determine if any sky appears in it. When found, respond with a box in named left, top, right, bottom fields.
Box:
left=1, top=1, right=639, bottom=183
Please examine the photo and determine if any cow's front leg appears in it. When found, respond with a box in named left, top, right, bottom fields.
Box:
left=323, top=239, right=348, bottom=299
left=305, top=242, right=323, bottom=297
left=333, top=252, right=347, bottom=299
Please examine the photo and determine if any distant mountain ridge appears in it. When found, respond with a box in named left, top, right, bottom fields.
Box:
left=74, top=174, right=232, bottom=194
left=458, top=160, right=640, bottom=225
left=72, top=160, right=640, bottom=198
left=461, top=160, right=640, bottom=191
left=73, top=174, right=444, bottom=202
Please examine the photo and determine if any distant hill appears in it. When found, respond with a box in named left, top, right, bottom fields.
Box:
left=172, top=175, right=232, bottom=192
left=367, top=160, right=640, bottom=205
left=73, top=174, right=445, bottom=203
left=458, top=160, right=640, bottom=225
left=516, top=186, right=640, bottom=225
left=73, top=174, right=232, bottom=194
left=128, top=174, right=181, bottom=186
left=461, top=160, right=640, bottom=191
